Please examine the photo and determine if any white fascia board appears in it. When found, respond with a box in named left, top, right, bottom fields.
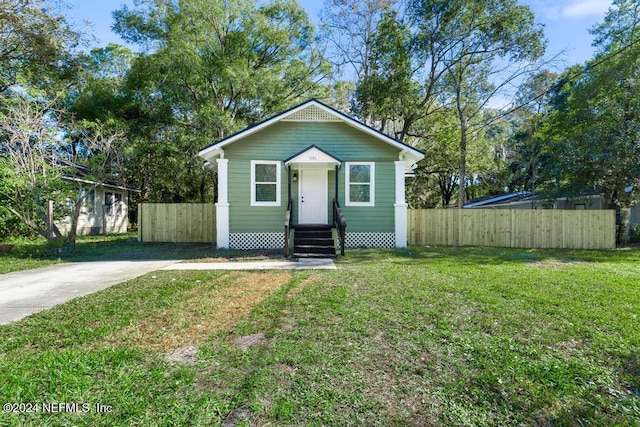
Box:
left=398, top=150, right=424, bottom=172
left=198, top=147, right=224, bottom=164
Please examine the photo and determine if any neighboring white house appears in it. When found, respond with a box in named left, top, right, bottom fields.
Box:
left=54, top=176, right=136, bottom=236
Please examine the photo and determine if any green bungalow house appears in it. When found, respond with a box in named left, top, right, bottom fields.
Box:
left=198, top=99, right=424, bottom=256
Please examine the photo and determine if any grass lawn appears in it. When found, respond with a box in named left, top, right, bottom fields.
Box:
left=0, top=233, right=279, bottom=274
left=0, top=246, right=639, bottom=426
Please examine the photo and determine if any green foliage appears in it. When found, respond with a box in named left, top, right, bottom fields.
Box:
left=630, top=223, right=640, bottom=243
left=417, top=0, right=545, bottom=205
left=0, top=208, right=36, bottom=240
left=320, top=0, right=400, bottom=80
left=0, top=3, right=128, bottom=243
left=67, top=44, right=135, bottom=123
left=407, top=111, right=462, bottom=207
left=354, top=10, right=420, bottom=138
left=490, top=70, right=558, bottom=194
left=0, top=94, right=77, bottom=239
left=109, top=0, right=332, bottom=203
left=539, top=1, right=640, bottom=209
left=0, top=0, right=80, bottom=93
left=348, top=0, right=546, bottom=205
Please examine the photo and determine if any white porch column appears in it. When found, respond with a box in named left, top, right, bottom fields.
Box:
left=216, top=158, right=230, bottom=249
left=394, top=160, right=407, bottom=248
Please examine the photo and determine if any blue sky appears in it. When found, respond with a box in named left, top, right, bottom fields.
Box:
left=65, top=0, right=612, bottom=70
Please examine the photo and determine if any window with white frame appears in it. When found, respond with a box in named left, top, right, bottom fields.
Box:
left=345, top=162, right=375, bottom=206
left=251, top=160, right=281, bottom=206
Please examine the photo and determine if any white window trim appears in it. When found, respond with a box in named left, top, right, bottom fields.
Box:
left=345, top=162, right=375, bottom=207
left=250, top=160, right=281, bottom=207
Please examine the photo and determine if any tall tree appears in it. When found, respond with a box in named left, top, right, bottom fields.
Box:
left=342, top=0, right=546, bottom=206
left=0, top=0, right=80, bottom=93
left=67, top=44, right=135, bottom=123
left=354, top=9, right=420, bottom=134
left=500, top=70, right=557, bottom=192
left=0, top=91, right=126, bottom=246
left=112, top=0, right=332, bottom=203
left=0, top=95, right=67, bottom=239
left=540, top=0, right=640, bottom=241
left=408, top=0, right=546, bottom=205
left=319, top=0, right=399, bottom=80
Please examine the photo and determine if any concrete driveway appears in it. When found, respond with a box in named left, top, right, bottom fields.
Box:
left=0, top=258, right=337, bottom=325
left=0, top=260, right=180, bottom=325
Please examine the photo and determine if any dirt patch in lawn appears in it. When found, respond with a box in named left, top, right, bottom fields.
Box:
left=105, top=271, right=293, bottom=352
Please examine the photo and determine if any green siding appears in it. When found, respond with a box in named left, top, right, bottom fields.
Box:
left=341, top=162, right=395, bottom=232
left=225, top=121, right=400, bottom=234
left=228, top=160, right=286, bottom=232
left=224, top=122, right=399, bottom=161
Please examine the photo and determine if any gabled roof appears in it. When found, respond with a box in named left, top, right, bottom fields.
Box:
left=284, top=144, right=342, bottom=167
left=54, top=158, right=139, bottom=192
left=463, top=191, right=536, bottom=208
left=198, top=99, right=425, bottom=166
left=0, top=147, right=138, bottom=192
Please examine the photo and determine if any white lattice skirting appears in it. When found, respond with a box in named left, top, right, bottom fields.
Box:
left=229, top=232, right=285, bottom=250
left=344, top=232, right=396, bottom=248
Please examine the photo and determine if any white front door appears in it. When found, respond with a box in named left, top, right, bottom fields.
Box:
left=298, top=169, right=328, bottom=224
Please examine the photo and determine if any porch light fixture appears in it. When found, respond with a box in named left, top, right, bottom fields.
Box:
left=292, top=172, right=298, bottom=181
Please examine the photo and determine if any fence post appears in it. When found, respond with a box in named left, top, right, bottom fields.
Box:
left=47, top=200, right=54, bottom=241
left=137, top=203, right=142, bottom=242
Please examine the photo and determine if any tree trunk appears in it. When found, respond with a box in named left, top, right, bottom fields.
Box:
left=7, top=204, right=61, bottom=240
left=458, top=117, right=468, bottom=207
left=617, top=207, right=631, bottom=245
left=67, top=198, right=83, bottom=248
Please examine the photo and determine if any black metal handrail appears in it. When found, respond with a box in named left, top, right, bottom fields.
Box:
left=284, top=199, right=293, bottom=256
left=333, top=198, right=347, bottom=256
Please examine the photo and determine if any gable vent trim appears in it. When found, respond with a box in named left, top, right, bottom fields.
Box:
left=281, top=105, right=342, bottom=122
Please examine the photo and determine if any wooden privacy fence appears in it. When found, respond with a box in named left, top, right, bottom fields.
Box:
left=408, top=209, right=616, bottom=249
left=138, top=203, right=216, bottom=243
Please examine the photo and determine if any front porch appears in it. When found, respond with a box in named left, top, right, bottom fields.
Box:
left=283, top=145, right=346, bottom=257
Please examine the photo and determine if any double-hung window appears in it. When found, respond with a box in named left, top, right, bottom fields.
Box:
left=83, top=189, right=96, bottom=212
left=251, top=160, right=281, bottom=206
left=104, top=191, right=123, bottom=215
left=345, top=162, right=375, bottom=206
